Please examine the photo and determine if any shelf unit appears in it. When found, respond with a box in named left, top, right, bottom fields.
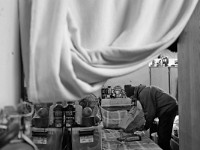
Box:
left=149, top=66, right=178, bottom=98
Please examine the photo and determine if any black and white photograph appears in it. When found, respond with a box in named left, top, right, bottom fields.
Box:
left=0, top=0, right=199, bottom=150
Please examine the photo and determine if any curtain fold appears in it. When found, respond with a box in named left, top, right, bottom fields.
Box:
left=19, top=0, right=198, bottom=103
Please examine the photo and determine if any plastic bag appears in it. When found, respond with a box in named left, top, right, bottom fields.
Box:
left=118, top=101, right=146, bottom=133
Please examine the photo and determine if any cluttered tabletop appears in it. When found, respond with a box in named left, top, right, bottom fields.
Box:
left=0, top=93, right=163, bottom=150
left=102, top=129, right=162, bottom=150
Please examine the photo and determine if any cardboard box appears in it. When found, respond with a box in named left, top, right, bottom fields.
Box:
left=32, top=128, right=63, bottom=150
left=67, top=126, right=102, bottom=150
left=101, top=98, right=132, bottom=106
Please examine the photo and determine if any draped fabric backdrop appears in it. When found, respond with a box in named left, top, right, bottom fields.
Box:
left=19, top=0, right=198, bottom=103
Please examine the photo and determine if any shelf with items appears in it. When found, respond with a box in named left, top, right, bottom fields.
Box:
left=100, top=85, right=134, bottom=111
left=149, top=56, right=178, bottom=67
left=101, top=85, right=126, bottom=99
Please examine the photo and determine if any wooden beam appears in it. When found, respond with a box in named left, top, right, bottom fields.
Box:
left=178, top=1, right=200, bottom=150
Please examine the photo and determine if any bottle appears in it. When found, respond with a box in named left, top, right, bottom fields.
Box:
left=53, top=102, right=63, bottom=128
left=49, top=102, right=56, bottom=127
left=63, top=102, right=75, bottom=127
left=101, top=86, right=106, bottom=99
left=107, top=86, right=112, bottom=98
left=111, top=89, right=116, bottom=98
left=75, top=101, right=83, bottom=125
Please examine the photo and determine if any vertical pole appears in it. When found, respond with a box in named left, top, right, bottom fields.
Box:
left=168, top=67, right=171, bottom=94
left=0, top=0, right=21, bottom=108
left=149, top=67, right=152, bottom=85
left=178, top=1, right=200, bottom=150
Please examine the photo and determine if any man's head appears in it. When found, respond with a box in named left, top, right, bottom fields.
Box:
left=124, top=85, right=135, bottom=98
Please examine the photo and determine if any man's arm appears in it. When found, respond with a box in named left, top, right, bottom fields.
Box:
left=139, top=87, right=157, bottom=130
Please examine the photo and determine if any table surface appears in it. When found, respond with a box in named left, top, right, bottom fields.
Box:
left=102, top=129, right=162, bottom=150
left=31, top=127, right=162, bottom=150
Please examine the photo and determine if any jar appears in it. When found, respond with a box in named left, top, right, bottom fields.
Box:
left=101, top=86, right=106, bottom=99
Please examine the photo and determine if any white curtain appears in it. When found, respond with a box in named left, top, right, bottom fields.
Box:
left=19, top=0, right=198, bottom=103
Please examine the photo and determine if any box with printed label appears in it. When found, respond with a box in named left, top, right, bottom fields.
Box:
left=69, top=126, right=102, bottom=150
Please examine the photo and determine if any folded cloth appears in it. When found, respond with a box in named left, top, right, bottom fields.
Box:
left=100, top=107, right=128, bottom=129
left=100, top=100, right=145, bottom=131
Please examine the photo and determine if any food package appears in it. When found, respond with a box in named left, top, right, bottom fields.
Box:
left=66, top=125, right=102, bottom=150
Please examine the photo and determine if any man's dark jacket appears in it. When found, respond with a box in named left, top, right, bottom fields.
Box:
left=133, top=85, right=178, bottom=130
